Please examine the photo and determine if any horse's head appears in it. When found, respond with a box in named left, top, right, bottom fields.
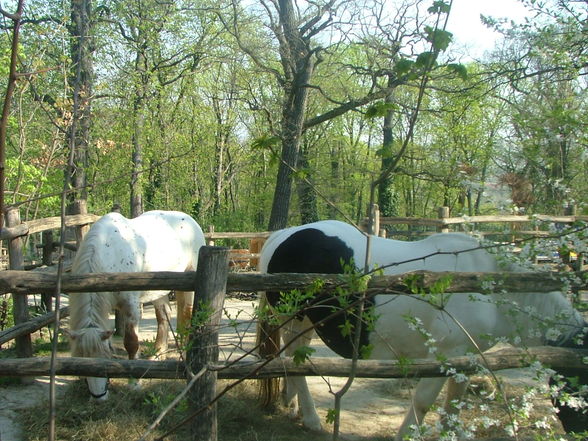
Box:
left=66, top=325, right=114, bottom=400
left=550, top=324, right=588, bottom=434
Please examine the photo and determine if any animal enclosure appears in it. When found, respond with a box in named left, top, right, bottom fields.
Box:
left=1, top=207, right=587, bottom=441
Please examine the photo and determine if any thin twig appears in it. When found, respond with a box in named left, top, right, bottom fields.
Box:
left=137, top=367, right=207, bottom=441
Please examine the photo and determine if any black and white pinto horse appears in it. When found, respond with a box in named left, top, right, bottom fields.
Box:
left=67, top=210, right=205, bottom=399
left=257, top=220, right=587, bottom=439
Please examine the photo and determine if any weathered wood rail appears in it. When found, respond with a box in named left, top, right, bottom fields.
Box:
left=0, top=346, right=586, bottom=379
left=0, top=213, right=99, bottom=241
left=0, top=306, right=68, bottom=346
left=5, top=269, right=584, bottom=347
left=2, top=269, right=585, bottom=296
left=363, top=204, right=588, bottom=242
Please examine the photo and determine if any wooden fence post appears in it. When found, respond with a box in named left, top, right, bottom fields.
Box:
left=187, top=246, right=229, bottom=441
left=563, top=204, right=583, bottom=271
left=249, top=237, right=264, bottom=270
left=71, top=199, right=89, bottom=248
left=5, top=207, right=33, bottom=358
left=207, top=225, right=215, bottom=246
left=41, top=230, right=53, bottom=311
left=437, top=206, right=450, bottom=233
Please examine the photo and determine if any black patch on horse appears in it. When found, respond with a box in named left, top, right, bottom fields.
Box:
left=266, top=228, right=374, bottom=359
left=549, top=327, right=588, bottom=433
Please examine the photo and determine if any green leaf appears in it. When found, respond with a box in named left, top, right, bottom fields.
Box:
left=251, top=135, right=280, bottom=150
left=364, top=102, right=397, bottom=119
left=393, top=58, right=414, bottom=76
left=397, top=356, right=414, bottom=377
left=447, top=63, right=468, bottom=80
left=427, top=1, right=451, bottom=14
left=360, top=344, right=373, bottom=360
left=338, top=320, right=354, bottom=337
left=429, top=274, right=453, bottom=294
left=415, top=51, right=437, bottom=70
left=424, top=27, right=453, bottom=52
left=291, top=168, right=309, bottom=180
left=292, top=346, right=316, bottom=365
left=326, top=408, right=339, bottom=425
left=403, top=273, right=423, bottom=294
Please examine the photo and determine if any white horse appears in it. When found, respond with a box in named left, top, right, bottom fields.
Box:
left=256, top=220, right=587, bottom=439
left=67, top=210, right=205, bottom=399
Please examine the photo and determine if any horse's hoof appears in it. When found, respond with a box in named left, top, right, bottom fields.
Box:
left=282, top=403, right=298, bottom=420
left=302, top=415, right=322, bottom=432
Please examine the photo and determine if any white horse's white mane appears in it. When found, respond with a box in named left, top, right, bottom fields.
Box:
left=69, top=226, right=114, bottom=337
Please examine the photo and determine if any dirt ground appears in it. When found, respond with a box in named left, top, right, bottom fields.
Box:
left=0, top=296, right=564, bottom=441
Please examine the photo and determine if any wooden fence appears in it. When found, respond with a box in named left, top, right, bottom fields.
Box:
left=1, top=251, right=588, bottom=441
left=1, top=206, right=587, bottom=440
left=1, top=203, right=587, bottom=352
left=364, top=204, right=588, bottom=238
left=2, top=258, right=587, bottom=374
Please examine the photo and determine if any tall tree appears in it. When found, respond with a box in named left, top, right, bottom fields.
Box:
left=378, top=75, right=398, bottom=218
left=67, top=0, right=93, bottom=206
left=222, top=0, right=458, bottom=229
left=265, top=0, right=326, bottom=230
left=103, top=0, right=206, bottom=217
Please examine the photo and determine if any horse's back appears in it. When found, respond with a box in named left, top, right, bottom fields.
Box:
left=260, top=221, right=497, bottom=275
left=129, top=210, right=205, bottom=272
left=76, top=210, right=203, bottom=272
left=259, top=220, right=358, bottom=272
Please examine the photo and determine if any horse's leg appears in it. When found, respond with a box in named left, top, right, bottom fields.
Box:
left=282, top=316, right=322, bottom=431
left=176, top=290, right=194, bottom=334
left=152, top=297, right=171, bottom=356
left=395, top=377, right=447, bottom=441
left=121, top=299, right=141, bottom=388
left=441, top=377, right=469, bottom=433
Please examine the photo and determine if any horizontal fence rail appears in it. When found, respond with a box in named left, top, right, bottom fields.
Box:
left=1, top=269, right=586, bottom=295
left=0, top=213, right=100, bottom=241
left=375, top=214, right=588, bottom=228
left=0, top=346, right=586, bottom=379
left=0, top=307, right=69, bottom=346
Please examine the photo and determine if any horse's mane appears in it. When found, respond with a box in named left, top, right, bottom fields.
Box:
left=69, top=222, right=114, bottom=335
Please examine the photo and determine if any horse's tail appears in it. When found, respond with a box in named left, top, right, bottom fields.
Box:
left=256, top=292, right=282, bottom=407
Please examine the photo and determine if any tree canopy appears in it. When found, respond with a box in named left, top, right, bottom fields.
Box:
left=1, top=0, right=586, bottom=232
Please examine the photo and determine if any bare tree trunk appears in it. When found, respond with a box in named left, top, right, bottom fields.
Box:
left=295, top=144, right=318, bottom=224
left=267, top=0, right=317, bottom=230
left=68, top=0, right=93, bottom=204
left=211, top=95, right=229, bottom=216
left=130, top=46, right=148, bottom=218
left=378, top=76, right=398, bottom=218
left=130, top=108, right=144, bottom=218
left=268, top=91, right=313, bottom=229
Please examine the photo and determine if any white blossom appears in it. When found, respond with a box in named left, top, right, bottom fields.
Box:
left=545, top=327, right=562, bottom=342
left=452, top=373, right=468, bottom=384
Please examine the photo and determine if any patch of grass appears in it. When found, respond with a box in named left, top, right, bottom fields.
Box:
left=19, top=379, right=341, bottom=441
left=217, top=380, right=335, bottom=441
left=0, top=376, right=21, bottom=386
left=140, top=337, right=159, bottom=359
left=21, top=379, right=190, bottom=441
left=0, top=336, right=68, bottom=361
left=15, top=374, right=577, bottom=441
left=32, top=336, right=69, bottom=356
